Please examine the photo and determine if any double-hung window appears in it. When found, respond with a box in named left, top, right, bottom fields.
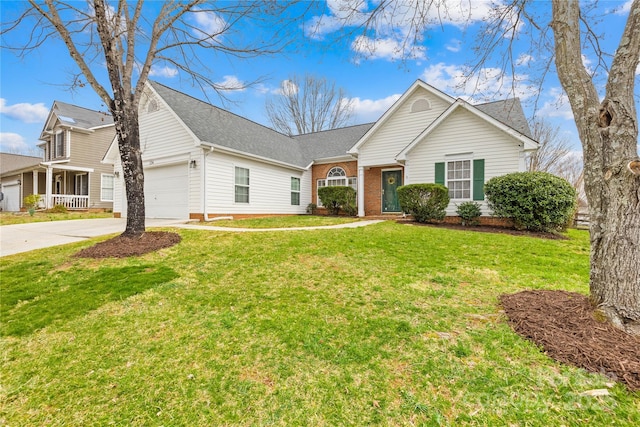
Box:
left=101, top=174, right=114, bottom=201
left=291, top=177, right=300, bottom=205
left=447, top=160, right=471, bottom=199
left=235, top=167, right=250, bottom=203
left=54, top=131, right=66, bottom=158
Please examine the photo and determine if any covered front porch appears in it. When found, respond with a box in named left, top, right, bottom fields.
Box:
left=32, top=163, right=94, bottom=210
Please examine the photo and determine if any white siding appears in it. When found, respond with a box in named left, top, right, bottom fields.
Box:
left=405, top=108, right=526, bottom=215
left=113, top=92, right=202, bottom=218
left=206, top=151, right=308, bottom=215
left=358, top=89, right=451, bottom=167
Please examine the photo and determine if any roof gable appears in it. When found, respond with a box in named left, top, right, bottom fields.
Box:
left=396, top=99, right=538, bottom=161
left=41, top=101, right=113, bottom=137
left=348, top=80, right=455, bottom=154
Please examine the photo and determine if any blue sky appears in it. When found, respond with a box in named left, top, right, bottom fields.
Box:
left=1, top=0, right=637, bottom=156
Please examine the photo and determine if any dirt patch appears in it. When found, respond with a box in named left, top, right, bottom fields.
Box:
left=398, top=220, right=568, bottom=240
left=501, top=290, right=640, bottom=391
left=74, top=231, right=181, bottom=258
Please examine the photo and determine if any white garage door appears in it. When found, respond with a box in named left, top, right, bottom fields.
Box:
left=1, top=182, right=21, bottom=212
left=145, top=163, right=189, bottom=219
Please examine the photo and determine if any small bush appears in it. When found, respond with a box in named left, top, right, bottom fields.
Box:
left=49, top=204, right=68, bottom=213
left=306, top=203, right=317, bottom=215
left=317, top=186, right=357, bottom=216
left=397, top=183, right=449, bottom=223
left=484, top=171, right=577, bottom=232
left=457, top=201, right=481, bottom=226
left=23, top=194, right=41, bottom=215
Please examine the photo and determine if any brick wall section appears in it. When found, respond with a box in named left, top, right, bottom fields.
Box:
left=311, top=161, right=358, bottom=205
left=363, top=167, right=405, bottom=216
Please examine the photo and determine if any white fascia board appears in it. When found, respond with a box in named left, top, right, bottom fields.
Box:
left=40, top=162, right=94, bottom=173
left=312, top=155, right=356, bottom=165
left=200, top=142, right=306, bottom=172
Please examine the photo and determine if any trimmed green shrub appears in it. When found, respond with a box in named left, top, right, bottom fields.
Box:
left=484, top=171, right=577, bottom=232
left=23, top=194, right=41, bottom=216
left=397, top=183, right=449, bottom=223
left=306, top=203, right=317, bottom=215
left=456, top=201, right=481, bottom=226
left=318, top=186, right=357, bottom=216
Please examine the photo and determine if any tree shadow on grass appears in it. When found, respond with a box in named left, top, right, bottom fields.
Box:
left=1, top=264, right=179, bottom=337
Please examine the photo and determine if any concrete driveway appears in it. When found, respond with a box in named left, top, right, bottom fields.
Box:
left=0, top=218, right=183, bottom=257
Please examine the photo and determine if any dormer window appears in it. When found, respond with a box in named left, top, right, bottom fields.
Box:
left=410, top=98, right=431, bottom=113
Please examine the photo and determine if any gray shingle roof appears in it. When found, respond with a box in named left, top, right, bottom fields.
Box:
left=149, top=81, right=309, bottom=167
left=295, top=123, right=375, bottom=161
left=0, top=153, right=42, bottom=175
left=474, top=98, right=532, bottom=139
left=53, top=101, right=113, bottom=129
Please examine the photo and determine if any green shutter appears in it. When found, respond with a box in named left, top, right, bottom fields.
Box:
left=473, top=159, right=485, bottom=201
left=435, top=162, right=445, bottom=185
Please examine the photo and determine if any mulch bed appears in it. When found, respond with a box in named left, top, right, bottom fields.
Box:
left=501, top=290, right=640, bottom=391
left=73, top=231, right=181, bottom=258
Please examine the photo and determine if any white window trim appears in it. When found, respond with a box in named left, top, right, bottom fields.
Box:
left=291, top=177, right=300, bottom=206
left=317, top=167, right=357, bottom=208
left=446, top=159, right=472, bottom=201
left=101, top=173, right=115, bottom=202
left=75, top=173, right=89, bottom=196
left=234, top=166, right=250, bottom=204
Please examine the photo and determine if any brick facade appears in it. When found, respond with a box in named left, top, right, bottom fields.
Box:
left=311, top=161, right=358, bottom=210
left=363, top=166, right=404, bottom=216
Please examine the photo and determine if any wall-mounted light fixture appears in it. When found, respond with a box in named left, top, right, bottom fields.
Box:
left=114, top=171, right=120, bottom=178
left=190, top=160, right=197, bottom=169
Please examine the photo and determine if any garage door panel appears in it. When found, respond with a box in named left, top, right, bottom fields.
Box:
left=144, top=164, right=188, bottom=219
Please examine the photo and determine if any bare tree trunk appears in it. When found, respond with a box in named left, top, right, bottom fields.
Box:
left=113, top=100, right=145, bottom=237
left=552, top=0, right=640, bottom=333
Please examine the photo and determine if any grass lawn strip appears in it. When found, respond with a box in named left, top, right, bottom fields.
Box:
left=1, top=222, right=638, bottom=425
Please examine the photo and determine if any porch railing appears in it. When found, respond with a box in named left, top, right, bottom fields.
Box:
left=51, top=194, right=89, bottom=210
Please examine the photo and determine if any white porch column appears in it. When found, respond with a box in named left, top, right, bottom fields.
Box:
left=45, top=166, right=53, bottom=209
left=32, top=170, right=38, bottom=195
left=357, top=166, right=365, bottom=217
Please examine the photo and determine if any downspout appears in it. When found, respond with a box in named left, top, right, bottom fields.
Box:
left=202, top=146, right=214, bottom=221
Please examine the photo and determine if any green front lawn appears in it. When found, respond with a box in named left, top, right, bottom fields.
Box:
left=0, top=211, right=113, bottom=225
left=1, top=222, right=637, bottom=425
left=204, top=215, right=360, bottom=228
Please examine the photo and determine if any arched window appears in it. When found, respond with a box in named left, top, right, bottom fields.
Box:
left=316, top=166, right=357, bottom=207
left=410, top=98, right=431, bottom=113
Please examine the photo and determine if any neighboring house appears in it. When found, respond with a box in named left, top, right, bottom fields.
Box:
left=105, top=79, right=537, bottom=220
left=0, top=102, right=116, bottom=212
left=0, top=153, right=43, bottom=212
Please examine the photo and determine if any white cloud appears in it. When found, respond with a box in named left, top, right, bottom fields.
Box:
left=351, top=35, right=426, bottom=62
left=191, top=8, right=227, bottom=38
left=516, top=54, right=534, bottom=67
left=537, top=87, right=575, bottom=121
left=216, top=75, right=245, bottom=91
left=0, top=132, right=31, bottom=153
left=149, top=65, right=178, bottom=78
left=420, top=62, right=534, bottom=102
left=613, top=0, right=633, bottom=14
left=307, top=0, right=497, bottom=57
left=445, top=39, right=461, bottom=53
left=0, top=99, right=49, bottom=123
left=347, top=93, right=401, bottom=122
